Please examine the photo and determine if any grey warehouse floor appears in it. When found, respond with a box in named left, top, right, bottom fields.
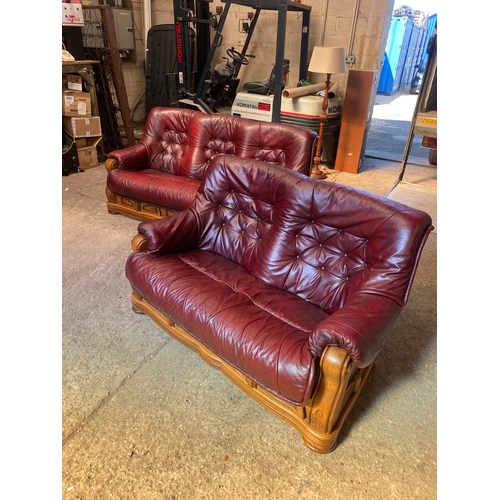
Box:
left=61, top=145, right=438, bottom=499
left=58, top=87, right=445, bottom=499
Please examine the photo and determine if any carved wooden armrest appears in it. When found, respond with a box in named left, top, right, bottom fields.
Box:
left=131, top=234, right=148, bottom=252
left=105, top=158, right=119, bottom=173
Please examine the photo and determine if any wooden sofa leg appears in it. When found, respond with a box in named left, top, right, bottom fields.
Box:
left=105, top=186, right=119, bottom=215
left=301, top=346, right=374, bottom=453
left=131, top=291, right=146, bottom=314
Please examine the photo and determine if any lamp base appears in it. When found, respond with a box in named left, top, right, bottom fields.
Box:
left=310, top=165, right=328, bottom=179
left=310, top=73, right=332, bottom=181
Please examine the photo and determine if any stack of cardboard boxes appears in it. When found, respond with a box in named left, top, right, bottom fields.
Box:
left=62, top=74, right=102, bottom=170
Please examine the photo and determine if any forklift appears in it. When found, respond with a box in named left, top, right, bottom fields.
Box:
left=171, top=0, right=312, bottom=122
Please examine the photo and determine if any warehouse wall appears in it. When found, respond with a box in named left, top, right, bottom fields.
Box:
left=121, top=0, right=395, bottom=124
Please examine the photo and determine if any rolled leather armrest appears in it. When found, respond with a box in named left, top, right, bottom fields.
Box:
left=308, top=293, right=403, bottom=369
left=106, top=142, right=149, bottom=171
left=136, top=208, right=201, bottom=255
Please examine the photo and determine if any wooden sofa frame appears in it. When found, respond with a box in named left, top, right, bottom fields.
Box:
left=105, top=158, right=178, bottom=221
left=130, top=233, right=373, bottom=454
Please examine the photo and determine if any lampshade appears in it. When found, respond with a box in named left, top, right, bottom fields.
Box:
left=308, top=46, right=346, bottom=74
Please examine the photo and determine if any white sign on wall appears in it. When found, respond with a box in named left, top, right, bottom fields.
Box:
left=62, top=3, right=84, bottom=27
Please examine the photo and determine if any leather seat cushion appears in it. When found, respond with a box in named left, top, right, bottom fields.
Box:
left=126, top=248, right=329, bottom=406
left=107, top=168, right=201, bottom=212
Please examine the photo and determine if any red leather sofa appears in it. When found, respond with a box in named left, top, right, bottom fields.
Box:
left=105, top=107, right=318, bottom=221
left=125, top=155, right=434, bottom=453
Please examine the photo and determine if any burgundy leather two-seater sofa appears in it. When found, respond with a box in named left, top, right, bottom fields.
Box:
left=125, top=155, right=433, bottom=453
left=105, top=107, right=317, bottom=221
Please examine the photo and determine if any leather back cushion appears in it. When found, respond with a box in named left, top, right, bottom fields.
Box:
left=188, top=113, right=317, bottom=179
left=140, top=107, right=198, bottom=174
left=194, top=156, right=433, bottom=313
left=140, top=108, right=316, bottom=179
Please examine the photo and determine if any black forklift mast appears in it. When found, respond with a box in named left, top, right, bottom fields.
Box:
left=175, top=0, right=312, bottom=122
left=174, top=0, right=214, bottom=96
left=192, top=6, right=261, bottom=113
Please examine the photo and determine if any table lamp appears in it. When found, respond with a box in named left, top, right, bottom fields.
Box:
left=307, top=46, right=346, bottom=179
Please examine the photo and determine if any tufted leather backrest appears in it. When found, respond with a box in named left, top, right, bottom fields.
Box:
left=140, top=107, right=317, bottom=179
left=193, top=156, right=433, bottom=313
left=140, top=107, right=198, bottom=174
left=188, top=113, right=317, bottom=179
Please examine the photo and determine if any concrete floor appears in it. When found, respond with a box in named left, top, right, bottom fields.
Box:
left=61, top=90, right=438, bottom=498
left=62, top=153, right=436, bottom=499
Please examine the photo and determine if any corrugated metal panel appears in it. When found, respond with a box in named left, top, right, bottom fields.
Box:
left=377, top=51, right=393, bottom=95
left=421, top=14, right=437, bottom=68
left=393, top=18, right=414, bottom=92
left=401, top=25, right=427, bottom=86
left=377, top=17, right=414, bottom=95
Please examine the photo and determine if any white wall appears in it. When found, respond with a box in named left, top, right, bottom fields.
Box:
left=120, top=0, right=395, bottom=123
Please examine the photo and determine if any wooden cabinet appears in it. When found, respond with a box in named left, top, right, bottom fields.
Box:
left=335, top=70, right=377, bottom=173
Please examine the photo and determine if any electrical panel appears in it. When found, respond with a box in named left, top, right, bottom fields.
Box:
left=82, top=6, right=135, bottom=60
left=112, top=8, right=134, bottom=50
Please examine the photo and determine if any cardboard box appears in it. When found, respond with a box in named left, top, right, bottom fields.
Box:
left=63, top=116, right=102, bottom=138
left=63, top=74, right=83, bottom=92
left=76, top=137, right=103, bottom=170
left=62, top=90, right=91, bottom=117
left=74, top=136, right=101, bottom=148
left=75, top=138, right=88, bottom=148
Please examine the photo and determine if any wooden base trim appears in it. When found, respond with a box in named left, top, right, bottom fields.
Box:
left=130, top=290, right=374, bottom=453
left=105, top=159, right=178, bottom=221
left=105, top=186, right=178, bottom=222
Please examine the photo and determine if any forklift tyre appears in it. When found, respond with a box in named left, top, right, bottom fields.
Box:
left=429, top=149, right=437, bottom=166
